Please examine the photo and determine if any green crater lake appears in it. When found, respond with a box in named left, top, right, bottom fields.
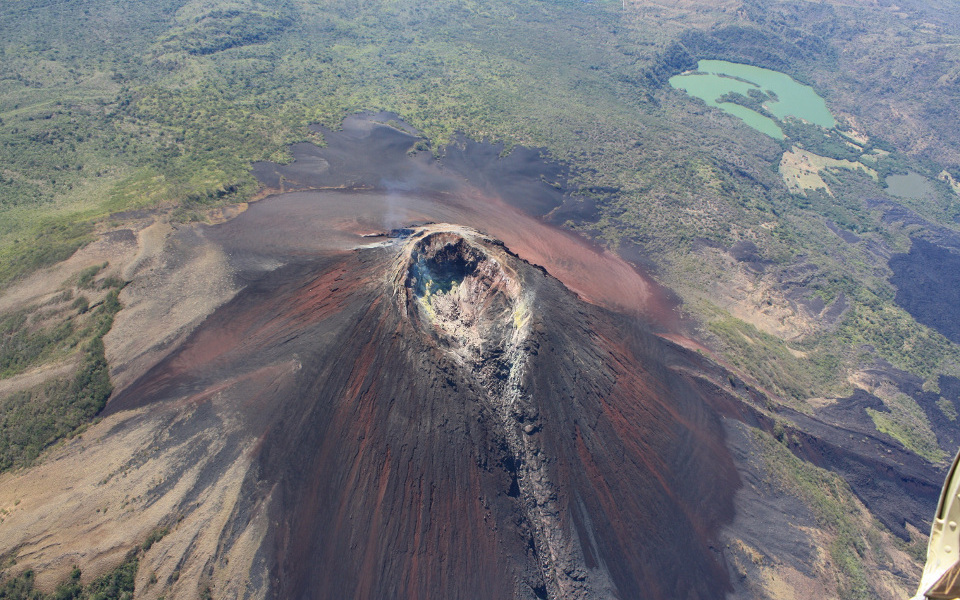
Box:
left=669, top=60, right=835, bottom=139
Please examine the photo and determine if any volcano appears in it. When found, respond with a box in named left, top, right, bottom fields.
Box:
left=0, top=116, right=940, bottom=600
left=101, top=221, right=739, bottom=599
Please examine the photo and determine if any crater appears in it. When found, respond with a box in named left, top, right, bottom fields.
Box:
left=398, top=226, right=529, bottom=364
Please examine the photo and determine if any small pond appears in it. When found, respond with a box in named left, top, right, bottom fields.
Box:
left=885, top=171, right=936, bottom=200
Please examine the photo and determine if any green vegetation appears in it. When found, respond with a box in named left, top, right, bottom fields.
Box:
left=140, top=528, right=169, bottom=553
left=937, top=397, right=957, bottom=422
left=0, top=266, right=124, bottom=380
left=0, top=219, right=94, bottom=289
left=0, top=289, right=121, bottom=472
left=0, top=493, right=165, bottom=597
left=867, top=392, right=946, bottom=463
left=0, top=0, right=958, bottom=597
left=0, top=311, right=74, bottom=379
left=716, top=89, right=776, bottom=119
left=0, top=555, right=137, bottom=600
left=75, top=264, right=106, bottom=289
left=779, top=119, right=862, bottom=162
left=157, top=5, right=293, bottom=56
left=836, top=294, right=960, bottom=381
left=707, top=315, right=841, bottom=403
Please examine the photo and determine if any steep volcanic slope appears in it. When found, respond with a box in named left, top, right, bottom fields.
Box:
left=107, top=224, right=739, bottom=599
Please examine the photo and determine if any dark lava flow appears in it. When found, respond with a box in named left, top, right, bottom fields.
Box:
left=890, top=238, right=960, bottom=344
left=104, top=115, right=944, bottom=598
